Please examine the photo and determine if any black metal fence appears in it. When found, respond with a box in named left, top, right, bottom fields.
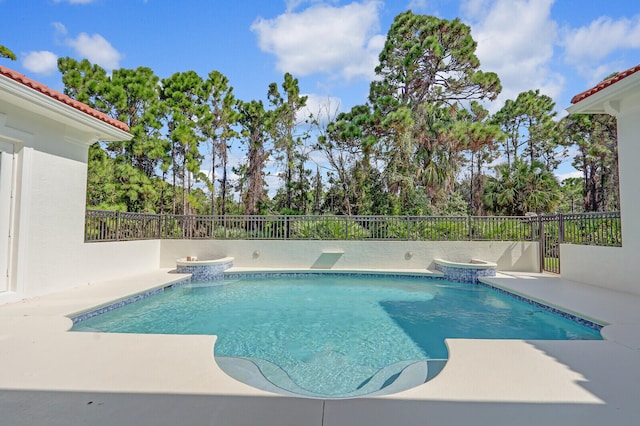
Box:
left=85, top=210, right=621, bottom=247
left=536, top=211, right=622, bottom=274
left=562, top=211, right=622, bottom=246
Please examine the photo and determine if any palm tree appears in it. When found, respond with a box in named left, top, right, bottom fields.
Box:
left=484, top=160, right=560, bottom=215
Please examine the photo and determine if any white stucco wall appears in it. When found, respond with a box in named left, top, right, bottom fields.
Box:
left=563, top=83, right=640, bottom=296
left=616, top=91, right=640, bottom=254
left=560, top=245, right=631, bottom=292
left=0, top=75, right=158, bottom=303
left=160, top=240, right=539, bottom=272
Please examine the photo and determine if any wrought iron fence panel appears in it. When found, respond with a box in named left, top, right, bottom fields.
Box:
left=470, top=216, right=537, bottom=241
left=117, top=212, right=157, bottom=241
left=85, top=210, right=119, bottom=241
left=562, top=211, right=621, bottom=247
left=539, top=215, right=561, bottom=274
left=84, top=211, right=622, bottom=249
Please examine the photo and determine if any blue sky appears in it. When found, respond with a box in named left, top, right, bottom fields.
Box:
left=2, top=0, right=640, bottom=183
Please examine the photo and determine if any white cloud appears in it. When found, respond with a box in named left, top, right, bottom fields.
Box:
left=407, top=0, right=428, bottom=11
left=563, top=16, right=640, bottom=63
left=461, top=0, right=492, bottom=17
left=65, top=32, right=123, bottom=70
left=463, top=0, right=564, bottom=110
left=46, top=22, right=124, bottom=74
left=52, top=22, right=68, bottom=36
left=22, top=51, right=59, bottom=75
left=251, top=1, right=383, bottom=80
left=299, top=93, right=342, bottom=124
left=561, top=15, right=640, bottom=82
left=285, top=0, right=337, bottom=12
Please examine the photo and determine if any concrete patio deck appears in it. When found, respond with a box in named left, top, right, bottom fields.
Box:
left=1, top=269, right=639, bottom=425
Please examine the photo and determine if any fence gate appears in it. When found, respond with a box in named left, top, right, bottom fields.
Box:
left=539, top=214, right=562, bottom=274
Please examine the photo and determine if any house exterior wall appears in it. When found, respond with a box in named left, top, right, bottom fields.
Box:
left=0, top=83, right=157, bottom=303
left=562, top=86, right=640, bottom=295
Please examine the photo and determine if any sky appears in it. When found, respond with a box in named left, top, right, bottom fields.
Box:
left=2, top=0, right=640, bottom=184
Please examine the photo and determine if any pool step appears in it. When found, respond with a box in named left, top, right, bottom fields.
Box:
left=215, top=356, right=306, bottom=397
left=214, top=355, right=442, bottom=399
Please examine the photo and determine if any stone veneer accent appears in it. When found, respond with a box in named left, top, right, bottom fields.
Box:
left=434, top=259, right=496, bottom=284
left=176, top=257, right=234, bottom=282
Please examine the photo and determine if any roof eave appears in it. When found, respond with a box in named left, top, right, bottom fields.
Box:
left=0, top=74, right=132, bottom=143
left=567, top=71, right=640, bottom=116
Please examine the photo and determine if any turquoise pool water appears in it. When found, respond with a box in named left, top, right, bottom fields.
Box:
left=71, top=274, right=602, bottom=398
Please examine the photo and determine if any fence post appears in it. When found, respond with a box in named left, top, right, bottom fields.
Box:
left=84, top=210, right=89, bottom=241
left=115, top=210, right=121, bottom=241
left=285, top=216, right=289, bottom=240
left=530, top=215, right=535, bottom=242
left=468, top=216, right=472, bottom=241
left=407, top=216, right=410, bottom=241
left=538, top=215, right=544, bottom=273
left=345, top=216, right=349, bottom=240
left=558, top=213, right=565, bottom=244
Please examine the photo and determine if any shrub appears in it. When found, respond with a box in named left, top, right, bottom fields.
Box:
left=289, top=218, right=370, bottom=239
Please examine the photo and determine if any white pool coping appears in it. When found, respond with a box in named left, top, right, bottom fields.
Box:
left=434, top=258, right=498, bottom=269
left=1, top=268, right=640, bottom=425
left=176, top=256, right=234, bottom=266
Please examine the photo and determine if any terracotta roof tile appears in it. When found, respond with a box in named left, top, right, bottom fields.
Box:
left=0, top=65, right=129, bottom=132
left=571, top=64, right=640, bottom=104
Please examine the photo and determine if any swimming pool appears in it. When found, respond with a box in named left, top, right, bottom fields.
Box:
left=71, top=273, right=603, bottom=398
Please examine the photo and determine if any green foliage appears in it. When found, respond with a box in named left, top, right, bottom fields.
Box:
left=290, top=218, right=369, bottom=239
left=86, top=144, right=161, bottom=213
left=492, top=89, right=563, bottom=169
left=563, top=216, right=621, bottom=246
left=454, top=102, right=503, bottom=215
left=107, top=67, right=165, bottom=177
left=0, top=45, right=17, bottom=61
left=470, top=219, right=535, bottom=241
left=160, top=70, right=208, bottom=214
left=371, top=12, right=501, bottom=108
left=211, top=226, right=249, bottom=239
left=563, top=114, right=619, bottom=212
left=201, top=70, right=241, bottom=215
left=558, top=177, right=584, bottom=213
left=237, top=99, right=271, bottom=215
left=484, top=160, right=561, bottom=215
left=268, top=73, right=309, bottom=211
left=365, top=12, right=502, bottom=212
left=409, top=220, right=468, bottom=240
left=58, top=57, right=109, bottom=106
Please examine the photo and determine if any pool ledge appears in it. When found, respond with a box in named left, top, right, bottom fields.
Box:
left=433, top=258, right=497, bottom=269
left=176, top=257, right=234, bottom=282
left=433, top=258, right=497, bottom=283
left=176, top=256, right=235, bottom=266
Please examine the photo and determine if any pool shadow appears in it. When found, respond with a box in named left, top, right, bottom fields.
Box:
left=310, top=252, right=343, bottom=269
left=379, top=300, right=450, bottom=360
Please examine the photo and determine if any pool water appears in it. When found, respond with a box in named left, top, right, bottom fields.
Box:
left=71, top=274, right=602, bottom=398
